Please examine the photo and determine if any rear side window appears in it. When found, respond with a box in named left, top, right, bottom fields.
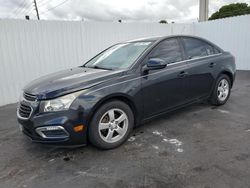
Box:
left=182, top=38, right=217, bottom=59
left=150, top=38, right=183, bottom=64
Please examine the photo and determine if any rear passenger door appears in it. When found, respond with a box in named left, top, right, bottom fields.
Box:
left=180, top=37, right=221, bottom=101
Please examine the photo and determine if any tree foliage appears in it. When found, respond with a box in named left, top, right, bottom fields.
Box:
left=159, top=20, right=168, bottom=24
left=209, top=3, right=250, bottom=20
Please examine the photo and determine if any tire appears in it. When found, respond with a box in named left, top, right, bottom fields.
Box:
left=210, top=74, right=231, bottom=106
left=88, top=100, right=134, bottom=149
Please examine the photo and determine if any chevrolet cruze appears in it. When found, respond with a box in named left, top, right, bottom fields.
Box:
left=17, top=35, right=236, bottom=149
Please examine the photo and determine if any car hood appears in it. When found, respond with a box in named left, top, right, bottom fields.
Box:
left=24, top=67, right=123, bottom=100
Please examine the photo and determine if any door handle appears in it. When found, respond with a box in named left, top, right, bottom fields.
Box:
left=209, top=62, right=216, bottom=68
left=178, top=71, right=188, bottom=78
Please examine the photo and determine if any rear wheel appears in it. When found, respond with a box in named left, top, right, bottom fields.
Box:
left=210, top=74, right=231, bottom=106
left=88, top=100, right=134, bottom=149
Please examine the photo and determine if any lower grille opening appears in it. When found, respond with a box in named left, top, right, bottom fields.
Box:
left=18, top=103, right=32, bottom=118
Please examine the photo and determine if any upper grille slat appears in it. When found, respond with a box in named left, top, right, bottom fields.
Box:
left=23, top=92, right=37, bottom=101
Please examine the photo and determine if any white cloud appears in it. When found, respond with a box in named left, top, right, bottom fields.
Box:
left=0, top=0, right=249, bottom=23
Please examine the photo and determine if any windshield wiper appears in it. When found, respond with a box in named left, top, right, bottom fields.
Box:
left=81, top=65, right=113, bottom=70
left=92, top=66, right=113, bottom=70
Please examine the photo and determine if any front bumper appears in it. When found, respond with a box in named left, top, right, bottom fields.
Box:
left=17, top=102, right=88, bottom=146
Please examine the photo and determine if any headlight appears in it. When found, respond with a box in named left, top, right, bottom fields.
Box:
left=40, top=91, right=82, bottom=112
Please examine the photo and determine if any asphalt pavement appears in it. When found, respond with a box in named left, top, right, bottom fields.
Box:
left=0, top=71, right=250, bottom=188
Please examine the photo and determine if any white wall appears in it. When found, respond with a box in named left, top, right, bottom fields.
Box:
left=0, top=15, right=249, bottom=106
left=0, top=21, right=175, bottom=106
left=193, top=15, right=250, bottom=70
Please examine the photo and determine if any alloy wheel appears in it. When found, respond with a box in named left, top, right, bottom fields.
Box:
left=217, top=78, right=229, bottom=102
left=98, top=108, right=128, bottom=143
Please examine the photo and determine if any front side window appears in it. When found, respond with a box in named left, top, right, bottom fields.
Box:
left=149, top=38, right=183, bottom=64
left=84, top=42, right=152, bottom=70
left=182, top=37, right=216, bottom=59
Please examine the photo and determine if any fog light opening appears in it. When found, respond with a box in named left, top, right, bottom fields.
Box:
left=36, top=126, right=69, bottom=139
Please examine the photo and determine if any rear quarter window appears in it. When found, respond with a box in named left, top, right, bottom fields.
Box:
left=182, top=37, right=219, bottom=59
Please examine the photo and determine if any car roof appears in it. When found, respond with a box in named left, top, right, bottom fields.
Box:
left=127, top=35, right=209, bottom=42
left=126, top=35, right=223, bottom=51
left=126, top=36, right=164, bottom=42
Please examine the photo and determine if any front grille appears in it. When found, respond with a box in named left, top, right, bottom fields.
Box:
left=23, top=92, right=37, bottom=101
left=19, top=103, right=32, bottom=118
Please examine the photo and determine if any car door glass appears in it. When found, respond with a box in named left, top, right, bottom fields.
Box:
left=150, top=38, right=183, bottom=64
left=183, top=38, right=215, bottom=59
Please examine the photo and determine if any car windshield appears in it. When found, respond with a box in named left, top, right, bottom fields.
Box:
left=84, top=42, right=152, bottom=70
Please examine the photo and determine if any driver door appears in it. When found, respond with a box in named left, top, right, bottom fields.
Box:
left=141, top=38, right=189, bottom=119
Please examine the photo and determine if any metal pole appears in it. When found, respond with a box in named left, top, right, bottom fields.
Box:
left=199, top=0, right=209, bottom=22
left=33, top=0, right=40, bottom=20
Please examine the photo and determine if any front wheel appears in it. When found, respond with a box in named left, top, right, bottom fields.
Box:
left=210, top=74, right=231, bottom=106
left=88, top=100, right=134, bottom=149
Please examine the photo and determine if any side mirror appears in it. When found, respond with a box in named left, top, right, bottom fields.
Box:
left=142, top=58, right=167, bottom=73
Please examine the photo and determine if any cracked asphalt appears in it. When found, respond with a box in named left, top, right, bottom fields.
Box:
left=0, top=71, right=250, bottom=188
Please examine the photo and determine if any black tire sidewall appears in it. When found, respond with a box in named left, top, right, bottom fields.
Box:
left=88, top=100, right=134, bottom=149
